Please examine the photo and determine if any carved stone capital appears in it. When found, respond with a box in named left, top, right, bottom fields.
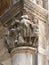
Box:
left=4, top=15, right=38, bottom=53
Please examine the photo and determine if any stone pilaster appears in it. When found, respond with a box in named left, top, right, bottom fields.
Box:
left=38, top=19, right=48, bottom=65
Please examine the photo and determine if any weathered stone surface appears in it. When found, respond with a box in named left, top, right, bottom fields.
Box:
left=4, top=15, right=38, bottom=53
left=12, top=53, right=35, bottom=65
left=0, top=0, right=48, bottom=65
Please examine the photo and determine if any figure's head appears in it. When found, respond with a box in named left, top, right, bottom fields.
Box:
left=21, top=15, right=28, bottom=19
left=34, top=17, right=38, bottom=24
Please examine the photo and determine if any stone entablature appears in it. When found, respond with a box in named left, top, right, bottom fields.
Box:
left=0, top=0, right=48, bottom=25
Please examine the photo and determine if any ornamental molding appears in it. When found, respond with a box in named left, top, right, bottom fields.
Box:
left=24, top=0, right=48, bottom=22
left=0, top=0, right=48, bottom=25
left=11, top=46, right=37, bottom=56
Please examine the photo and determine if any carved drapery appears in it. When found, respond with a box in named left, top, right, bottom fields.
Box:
left=4, top=15, right=38, bottom=52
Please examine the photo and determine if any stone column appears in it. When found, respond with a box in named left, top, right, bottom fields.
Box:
left=11, top=47, right=37, bottom=65
left=38, top=20, right=47, bottom=65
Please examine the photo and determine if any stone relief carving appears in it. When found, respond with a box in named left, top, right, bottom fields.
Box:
left=4, top=15, right=38, bottom=52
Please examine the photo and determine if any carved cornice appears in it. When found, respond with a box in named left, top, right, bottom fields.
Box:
left=0, top=0, right=48, bottom=25
left=24, top=0, right=48, bottom=22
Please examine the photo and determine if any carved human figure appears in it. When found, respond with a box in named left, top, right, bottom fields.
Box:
left=20, top=15, right=38, bottom=47
left=20, top=15, right=34, bottom=36
left=5, top=15, right=38, bottom=51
